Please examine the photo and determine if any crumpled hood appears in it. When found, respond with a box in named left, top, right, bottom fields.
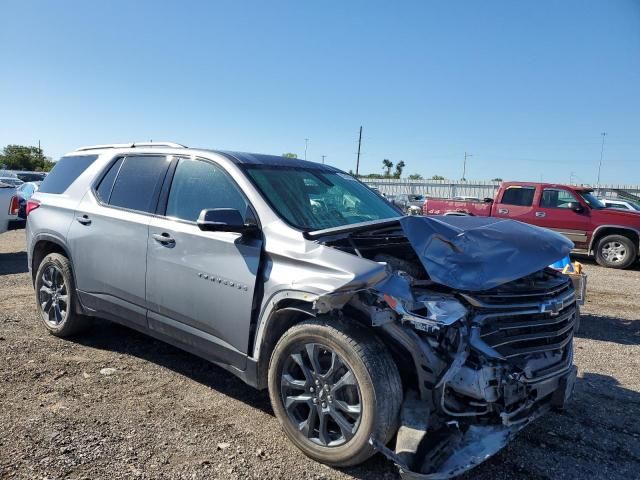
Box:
left=399, top=215, right=573, bottom=291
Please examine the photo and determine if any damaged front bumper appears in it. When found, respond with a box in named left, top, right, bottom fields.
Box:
left=371, top=365, right=576, bottom=479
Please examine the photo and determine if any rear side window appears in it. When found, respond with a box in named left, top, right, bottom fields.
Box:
left=166, top=158, right=249, bottom=222
left=39, top=155, right=98, bottom=194
left=500, top=187, right=535, bottom=206
left=95, top=158, right=124, bottom=203
left=108, top=155, right=169, bottom=213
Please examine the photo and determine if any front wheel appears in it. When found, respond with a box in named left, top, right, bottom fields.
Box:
left=595, top=234, right=637, bottom=269
left=268, top=318, right=402, bottom=467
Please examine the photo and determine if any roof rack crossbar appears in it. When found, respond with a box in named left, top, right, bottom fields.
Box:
left=76, top=141, right=187, bottom=152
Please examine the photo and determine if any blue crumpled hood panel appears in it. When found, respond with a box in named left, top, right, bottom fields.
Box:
left=398, top=215, right=573, bottom=291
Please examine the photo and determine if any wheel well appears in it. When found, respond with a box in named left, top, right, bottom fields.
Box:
left=255, top=300, right=415, bottom=392
left=591, top=228, right=639, bottom=255
left=256, top=301, right=316, bottom=389
left=31, top=240, right=67, bottom=284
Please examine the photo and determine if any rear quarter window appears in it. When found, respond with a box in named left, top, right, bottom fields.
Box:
left=500, top=186, right=535, bottom=206
left=39, top=155, right=99, bottom=194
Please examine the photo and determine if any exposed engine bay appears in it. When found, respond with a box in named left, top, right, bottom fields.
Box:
left=309, top=216, right=578, bottom=478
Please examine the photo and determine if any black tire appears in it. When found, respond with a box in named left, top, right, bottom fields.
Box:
left=595, top=234, right=637, bottom=269
left=34, top=253, right=90, bottom=337
left=268, top=318, right=402, bottom=467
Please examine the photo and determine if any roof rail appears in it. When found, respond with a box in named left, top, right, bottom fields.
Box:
left=75, top=141, right=187, bottom=152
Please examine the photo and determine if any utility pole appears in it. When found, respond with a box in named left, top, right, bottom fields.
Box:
left=462, top=152, right=472, bottom=181
left=596, top=132, right=607, bottom=189
left=304, top=138, right=309, bottom=160
left=321, top=155, right=326, bottom=164
left=355, top=126, right=363, bottom=176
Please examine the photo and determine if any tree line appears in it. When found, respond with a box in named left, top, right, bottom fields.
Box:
left=0, top=145, right=55, bottom=172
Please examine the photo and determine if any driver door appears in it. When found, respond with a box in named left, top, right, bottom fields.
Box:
left=145, top=157, right=262, bottom=367
left=530, top=187, right=591, bottom=249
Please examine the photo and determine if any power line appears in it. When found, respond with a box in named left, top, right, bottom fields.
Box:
left=356, top=126, right=363, bottom=175
left=462, top=151, right=472, bottom=181
left=596, top=132, right=607, bottom=187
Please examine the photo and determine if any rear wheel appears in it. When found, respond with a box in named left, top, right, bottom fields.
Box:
left=268, top=318, right=402, bottom=467
left=595, top=234, right=637, bottom=269
left=34, top=253, right=90, bottom=337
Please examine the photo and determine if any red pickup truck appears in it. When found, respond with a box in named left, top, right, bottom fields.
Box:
left=423, top=182, right=640, bottom=269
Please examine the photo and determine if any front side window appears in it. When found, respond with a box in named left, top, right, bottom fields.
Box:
left=540, top=188, right=579, bottom=209
left=38, top=155, right=98, bottom=194
left=244, top=166, right=401, bottom=230
left=108, top=155, right=169, bottom=213
left=166, top=158, right=249, bottom=222
left=500, top=187, right=535, bottom=206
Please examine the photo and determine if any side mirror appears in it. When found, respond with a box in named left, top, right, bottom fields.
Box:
left=567, top=202, right=584, bottom=213
left=483, top=197, right=494, bottom=203
left=197, top=208, right=259, bottom=234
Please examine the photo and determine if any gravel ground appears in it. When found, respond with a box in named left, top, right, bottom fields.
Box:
left=1, top=229, right=639, bottom=480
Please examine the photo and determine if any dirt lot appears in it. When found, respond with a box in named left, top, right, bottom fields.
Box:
left=1, top=229, right=639, bottom=480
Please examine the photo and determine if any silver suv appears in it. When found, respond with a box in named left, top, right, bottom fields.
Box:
left=26, top=142, right=578, bottom=478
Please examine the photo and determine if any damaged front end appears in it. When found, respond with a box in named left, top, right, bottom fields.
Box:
left=311, top=216, right=578, bottom=478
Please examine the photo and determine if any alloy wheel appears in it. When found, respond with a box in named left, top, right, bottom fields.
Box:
left=601, top=241, right=628, bottom=264
left=280, top=343, right=362, bottom=447
left=39, top=265, right=69, bottom=327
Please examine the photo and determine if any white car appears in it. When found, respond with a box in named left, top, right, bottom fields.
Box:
left=600, top=198, right=640, bottom=212
left=0, top=176, right=24, bottom=188
left=0, top=182, right=20, bottom=233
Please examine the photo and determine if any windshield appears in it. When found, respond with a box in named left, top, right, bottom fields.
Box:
left=579, top=192, right=605, bottom=209
left=244, top=166, right=401, bottom=230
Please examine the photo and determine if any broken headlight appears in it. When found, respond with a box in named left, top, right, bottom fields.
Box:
left=385, top=294, right=468, bottom=332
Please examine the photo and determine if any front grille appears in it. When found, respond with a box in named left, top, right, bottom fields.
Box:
left=462, top=269, right=576, bottom=374
left=478, top=304, right=575, bottom=359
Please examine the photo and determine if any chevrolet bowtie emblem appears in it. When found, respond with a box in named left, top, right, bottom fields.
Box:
left=541, top=299, right=564, bottom=315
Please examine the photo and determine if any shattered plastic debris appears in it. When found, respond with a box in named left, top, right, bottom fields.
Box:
left=398, top=424, right=520, bottom=479
left=398, top=215, right=573, bottom=291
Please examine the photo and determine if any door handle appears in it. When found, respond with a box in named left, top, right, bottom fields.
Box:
left=498, top=208, right=509, bottom=215
left=76, top=215, right=91, bottom=225
left=535, top=211, right=546, bottom=218
left=152, top=232, right=176, bottom=246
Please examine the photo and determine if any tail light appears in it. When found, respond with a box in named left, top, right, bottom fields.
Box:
left=8, top=195, right=19, bottom=215
left=422, top=198, right=428, bottom=215
left=26, top=200, right=40, bottom=216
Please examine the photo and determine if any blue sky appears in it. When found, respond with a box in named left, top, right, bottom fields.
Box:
left=1, top=0, right=639, bottom=184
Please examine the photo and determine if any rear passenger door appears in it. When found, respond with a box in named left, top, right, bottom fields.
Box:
left=67, top=155, right=170, bottom=328
left=145, top=157, right=262, bottom=367
left=493, top=185, right=537, bottom=223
